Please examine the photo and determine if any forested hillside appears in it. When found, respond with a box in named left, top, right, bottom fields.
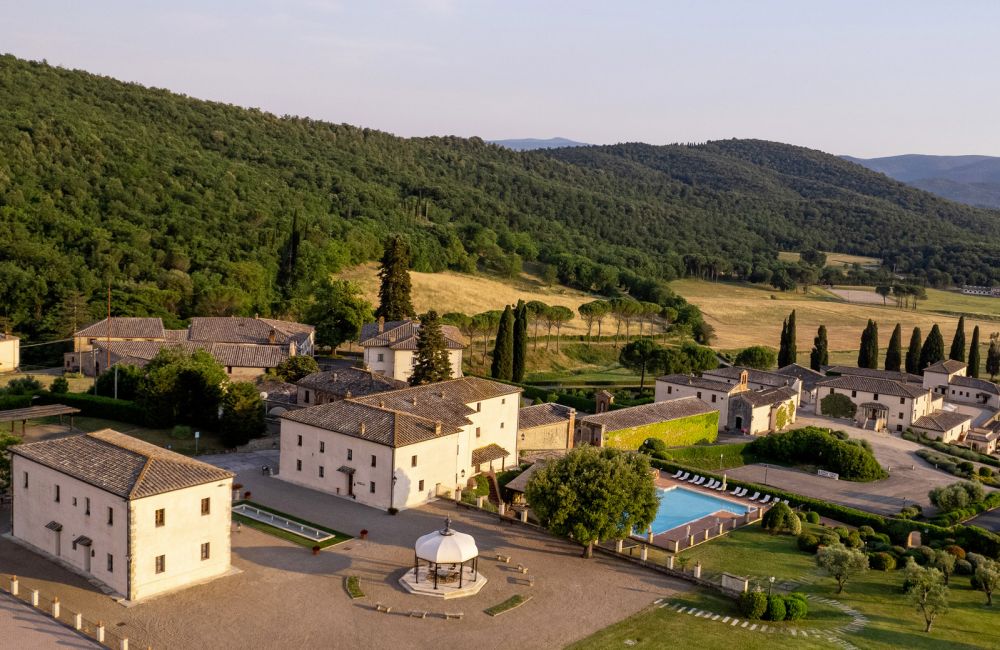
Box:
left=1, top=55, right=998, bottom=341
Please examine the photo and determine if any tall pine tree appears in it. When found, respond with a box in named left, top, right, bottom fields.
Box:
left=491, top=305, right=514, bottom=381
left=968, top=326, right=981, bottom=378
left=858, top=319, right=879, bottom=369
left=512, top=300, right=528, bottom=383
left=919, top=324, right=945, bottom=372
left=809, top=325, right=828, bottom=371
left=949, top=316, right=966, bottom=362
left=884, top=324, right=902, bottom=372
left=905, top=327, right=923, bottom=375
left=778, top=310, right=797, bottom=367
left=409, top=310, right=453, bottom=385
left=375, top=236, right=415, bottom=321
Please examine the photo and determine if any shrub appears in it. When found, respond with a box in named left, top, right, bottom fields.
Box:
left=944, top=544, right=966, bottom=560
left=845, top=531, right=864, bottom=549
left=170, top=425, right=193, bottom=440
left=35, top=392, right=146, bottom=425
left=891, top=545, right=907, bottom=557
left=819, top=533, right=840, bottom=548
left=765, top=595, right=786, bottom=622
left=4, top=376, right=43, bottom=395
left=640, top=438, right=668, bottom=455
left=820, top=393, right=857, bottom=419
left=796, top=511, right=806, bottom=521
left=833, top=527, right=850, bottom=541
left=738, top=590, right=768, bottom=620
left=798, top=533, right=820, bottom=553
left=979, top=466, right=994, bottom=478
left=912, top=546, right=936, bottom=566
left=929, top=481, right=985, bottom=512
left=866, top=541, right=892, bottom=553
left=784, top=596, right=808, bottom=620
left=745, top=426, right=885, bottom=481
left=762, top=502, right=800, bottom=535
left=858, top=525, right=875, bottom=538
left=967, top=553, right=988, bottom=569
left=49, top=376, right=69, bottom=394
left=955, top=559, right=973, bottom=575
left=805, top=511, right=820, bottom=524
left=869, top=551, right=897, bottom=571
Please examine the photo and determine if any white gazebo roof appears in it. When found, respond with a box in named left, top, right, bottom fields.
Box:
left=414, top=519, right=479, bottom=564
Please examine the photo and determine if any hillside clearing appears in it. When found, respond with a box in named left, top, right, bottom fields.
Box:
left=777, top=251, right=882, bottom=268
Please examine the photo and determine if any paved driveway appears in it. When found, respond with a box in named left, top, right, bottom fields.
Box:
left=0, top=593, right=100, bottom=649
left=726, top=414, right=965, bottom=515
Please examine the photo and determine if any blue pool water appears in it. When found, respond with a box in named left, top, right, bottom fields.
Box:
left=647, top=487, right=749, bottom=534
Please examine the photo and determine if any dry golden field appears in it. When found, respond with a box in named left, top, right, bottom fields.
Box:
left=777, top=250, right=881, bottom=268
left=337, top=263, right=597, bottom=334
left=670, top=279, right=1000, bottom=364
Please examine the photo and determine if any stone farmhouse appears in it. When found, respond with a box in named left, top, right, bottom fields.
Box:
left=296, top=367, right=407, bottom=407
left=0, top=333, right=19, bottom=372
left=775, top=363, right=825, bottom=407
left=64, top=316, right=315, bottom=380
left=574, top=397, right=718, bottom=448
left=10, top=429, right=234, bottom=602
left=922, top=359, right=1000, bottom=410
left=359, top=317, right=466, bottom=382
left=654, top=367, right=799, bottom=435
left=517, top=402, right=576, bottom=453
left=278, top=377, right=520, bottom=511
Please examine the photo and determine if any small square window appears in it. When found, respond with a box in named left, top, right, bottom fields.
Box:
left=419, top=479, right=425, bottom=491
left=319, top=441, right=325, bottom=453
left=873, top=394, right=879, bottom=400
left=201, top=542, right=211, bottom=561
left=155, top=555, right=166, bottom=574
left=851, top=390, right=856, bottom=397
left=377, top=353, right=384, bottom=362
left=711, top=394, right=717, bottom=403
left=502, top=398, right=506, bottom=405
left=696, top=391, right=702, bottom=399
left=411, top=455, right=418, bottom=467
left=900, top=397, right=905, bottom=404
left=667, top=386, right=672, bottom=394
left=201, top=497, right=211, bottom=515
left=371, top=454, right=377, bottom=468
left=155, top=508, right=165, bottom=527
left=304, top=390, right=311, bottom=404
left=319, top=466, right=325, bottom=478
left=500, top=422, right=504, bottom=429
left=476, top=427, right=481, bottom=438
left=370, top=482, right=376, bottom=494
left=296, top=459, right=302, bottom=471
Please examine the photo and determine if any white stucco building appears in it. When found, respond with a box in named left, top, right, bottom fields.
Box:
left=359, top=318, right=466, bottom=382
left=922, top=359, right=1000, bottom=410
left=10, top=429, right=234, bottom=602
left=278, top=377, right=520, bottom=511
left=0, top=333, right=19, bottom=372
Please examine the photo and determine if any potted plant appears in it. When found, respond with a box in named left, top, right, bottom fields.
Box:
left=311, top=545, right=321, bottom=556
left=243, top=491, right=252, bottom=500
left=232, top=483, right=244, bottom=501
left=360, top=529, right=369, bottom=540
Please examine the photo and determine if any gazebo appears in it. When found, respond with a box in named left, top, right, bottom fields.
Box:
left=400, top=517, right=488, bottom=598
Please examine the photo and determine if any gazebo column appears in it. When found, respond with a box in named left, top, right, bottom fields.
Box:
left=414, top=554, right=419, bottom=583
left=433, top=562, right=438, bottom=590
left=459, top=560, right=464, bottom=588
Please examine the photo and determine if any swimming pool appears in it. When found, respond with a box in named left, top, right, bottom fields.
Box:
left=646, top=486, right=749, bottom=534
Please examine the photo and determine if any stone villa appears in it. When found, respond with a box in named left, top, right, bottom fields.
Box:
left=359, top=318, right=466, bottom=382
left=10, top=429, right=234, bottom=602
left=517, top=402, right=576, bottom=453
left=64, top=316, right=315, bottom=380
left=278, top=377, right=520, bottom=511
left=922, top=359, right=1000, bottom=410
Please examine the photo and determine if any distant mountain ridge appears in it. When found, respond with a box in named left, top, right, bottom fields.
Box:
left=843, top=154, right=1000, bottom=208
left=489, top=137, right=588, bottom=151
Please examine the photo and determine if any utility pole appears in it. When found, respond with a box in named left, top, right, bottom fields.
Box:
left=106, top=283, right=112, bottom=377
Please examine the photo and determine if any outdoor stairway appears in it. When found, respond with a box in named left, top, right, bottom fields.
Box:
left=486, top=470, right=503, bottom=507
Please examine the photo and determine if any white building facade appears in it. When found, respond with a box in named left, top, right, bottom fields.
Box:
left=359, top=318, right=466, bottom=382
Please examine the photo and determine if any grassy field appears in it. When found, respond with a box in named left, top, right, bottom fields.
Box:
left=835, top=285, right=1000, bottom=321
left=777, top=251, right=882, bottom=268
left=661, top=443, right=751, bottom=470
left=338, top=262, right=598, bottom=335
left=671, top=278, right=1000, bottom=363
left=24, top=415, right=228, bottom=455
left=1, top=371, right=93, bottom=393
left=463, top=341, right=644, bottom=385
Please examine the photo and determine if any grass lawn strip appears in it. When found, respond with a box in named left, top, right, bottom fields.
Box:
left=344, top=576, right=365, bottom=599
left=484, top=594, right=531, bottom=617
left=232, top=500, right=352, bottom=548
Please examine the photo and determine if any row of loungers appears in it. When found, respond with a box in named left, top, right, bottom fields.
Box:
left=670, top=470, right=791, bottom=506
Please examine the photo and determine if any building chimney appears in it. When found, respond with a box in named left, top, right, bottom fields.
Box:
left=379, top=400, right=385, bottom=408
left=410, top=396, right=418, bottom=406
left=377, top=316, right=385, bottom=333
left=435, top=421, right=442, bottom=435
left=268, top=329, right=276, bottom=344
left=359, top=422, right=366, bottom=435
left=332, top=372, right=338, bottom=382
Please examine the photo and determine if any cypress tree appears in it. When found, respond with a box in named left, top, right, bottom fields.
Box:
left=491, top=305, right=514, bottom=381
left=919, top=324, right=945, bottom=372
left=809, top=325, right=829, bottom=371
left=409, top=310, right=452, bottom=385
left=905, top=327, right=923, bottom=375
left=779, top=310, right=797, bottom=366
left=375, top=236, right=415, bottom=321
left=777, top=317, right=789, bottom=367
left=968, top=326, right=981, bottom=378
left=858, top=320, right=879, bottom=369
left=987, top=336, right=1000, bottom=380
left=884, top=324, right=902, bottom=372
left=512, top=300, right=528, bottom=383
left=949, top=316, right=966, bottom=362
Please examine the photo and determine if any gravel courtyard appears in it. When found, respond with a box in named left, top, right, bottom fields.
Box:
left=0, top=460, right=691, bottom=650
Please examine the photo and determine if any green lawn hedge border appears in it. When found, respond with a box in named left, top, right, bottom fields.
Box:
left=36, top=391, right=147, bottom=426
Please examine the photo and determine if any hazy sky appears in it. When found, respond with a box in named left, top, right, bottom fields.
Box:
left=3, top=1, right=998, bottom=157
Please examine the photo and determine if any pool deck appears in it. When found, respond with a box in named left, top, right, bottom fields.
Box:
left=632, top=473, right=774, bottom=552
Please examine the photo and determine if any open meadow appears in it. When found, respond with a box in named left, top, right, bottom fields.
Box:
left=670, top=279, right=1000, bottom=365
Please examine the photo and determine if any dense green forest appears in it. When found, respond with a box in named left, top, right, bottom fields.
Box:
left=1, top=55, right=998, bottom=342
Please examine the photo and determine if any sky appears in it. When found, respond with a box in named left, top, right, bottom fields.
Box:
left=2, top=0, right=999, bottom=157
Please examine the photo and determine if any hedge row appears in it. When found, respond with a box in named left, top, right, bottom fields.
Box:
left=648, top=457, right=1000, bottom=557
left=902, top=430, right=1000, bottom=469
left=0, top=394, right=33, bottom=410
left=35, top=392, right=147, bottom=426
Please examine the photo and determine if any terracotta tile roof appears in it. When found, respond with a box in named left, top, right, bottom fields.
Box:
left=518, top=403, right=574, bottom=430
left=471, top=443, right=510, bottom=465
left=211, top=343, right=288, bottom=369
left=924, top=359, right=968, bottom=375
left=296, top=368, right=407, bottom=399
left=734, top=386, right=798, bottom=407
left=504, top=461, right=546, bottom=493
left=656, top=374, right=739, bottom=393
left=703, top=366, right=794, bottom=388
left=188, top=317, right=313, bottom=345
left=578, top=397, right=716, bottom=432
left=826, top=366, right=923, bottom=384
left=93, top=340, right=172, bottom=361
left=11, top=429, right=233, bottom=499
left=359, top=319, right=466, bottom=350
left=912, top=410, right=972, bottom=432
left=950, top=375, right=1000, bottom=395
left=257, top=380, right=299, bottom=404
left=968, top=428, right=999, bottom=442
left=776, top=364, right=826, bottom=391
left=816, top=375, right=928, bottom=399
left=75, top=318, right=165, bottom=339
left=280, top=377, right=521, bottom=447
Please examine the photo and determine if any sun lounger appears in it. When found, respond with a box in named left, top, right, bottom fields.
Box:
left=759, top=495, right=771, bottom=505
left=694, top=477, right=706, bottom=485
left=704, top=479, right=716, bottom=489
left=748, top=492, right=760, bottom=501
left=782, top=499, right=790, bottom=505
left=716, top=483, right=726, bottom=491
left=729, top=487, right=740, bottom=495
left=736, top=488, right=747, bottom=497
left=672, top=469, right=684, bottom=479
left=688, top=475, right=700, bottom=483
left=678, top=472, right=690, bottom=481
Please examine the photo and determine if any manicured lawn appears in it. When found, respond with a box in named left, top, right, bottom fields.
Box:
left=484, top=594, right=531, bottom=616
left=663, top=443, right=751, bottom=470
left=232, top=500, right=352, bottom=549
